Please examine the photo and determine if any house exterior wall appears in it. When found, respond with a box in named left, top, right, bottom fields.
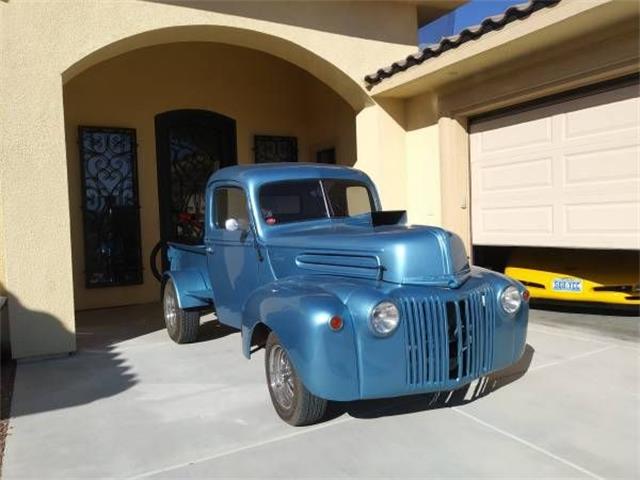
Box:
left=435, top=21, right=639, bottom=253
left=0, top=0, right=419, bottom=358
left=64, top=42, right=356, bottom=311
left=405, top=93, right=441, bottom=227
left=4, top=0, right=637, bottom=359
left=0, top=2, right=5, bottom=298
left=0, top=190, right=5, bottom=297
left=378, top=3, right=639, bottom=255
left=355, top=99, right=408, bottom=213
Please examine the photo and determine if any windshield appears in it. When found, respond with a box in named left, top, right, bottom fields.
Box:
left=259, top=179, right=375, bottom=225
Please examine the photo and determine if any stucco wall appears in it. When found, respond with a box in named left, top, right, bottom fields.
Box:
left=64, top=42, right=356, bottom=311
left=1, top=0, right=420, bottom=358
left=0, top=184, right=5, bottom=296
left=0, top=1, right=8, bottom=297
left=0, top=3, right=4, bottom=297
left=9, top=0, right=633, bottom=359
left=355, top=99, right=408, bottom=213
left=434, top=21, right=639, bottom=253
left=304, top=80, right=358, bottom=166
left=405, top=93, right=441, bottom=227
left=371, top=1, right=639, bottom=255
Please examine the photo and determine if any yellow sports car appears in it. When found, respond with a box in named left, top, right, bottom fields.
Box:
left=504, top=248, right=639, bottom=307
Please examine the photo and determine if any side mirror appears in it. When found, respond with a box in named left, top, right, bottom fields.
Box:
left=225, top=218, right=240, bottom=232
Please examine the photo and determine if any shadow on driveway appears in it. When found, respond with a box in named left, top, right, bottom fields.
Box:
left=194, top=318, right=238, bottom=343
left=9, top=303, right=236, bottom=419
left=76, top=303, right=237, bottom=349
left=327, top=344, right=535, bottom=422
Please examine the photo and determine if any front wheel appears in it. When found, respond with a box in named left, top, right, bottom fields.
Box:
left=163, top=279, right=200, bottom=344
left=265, top=332, right=327, bottom=426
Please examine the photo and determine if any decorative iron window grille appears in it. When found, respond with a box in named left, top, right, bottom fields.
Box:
left=316, top=147, right=336, bottom=164
left=254, top=135, right=298, bottom=163
left=78, top=127, right=143, bottom=288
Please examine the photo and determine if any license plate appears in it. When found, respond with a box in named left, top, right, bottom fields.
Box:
left=552, top=278, right=583, bottom=292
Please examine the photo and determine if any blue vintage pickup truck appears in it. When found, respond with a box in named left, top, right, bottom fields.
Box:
left=163, top=163, right=529, bottom=425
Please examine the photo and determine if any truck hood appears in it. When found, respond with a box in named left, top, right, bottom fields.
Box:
left=265, top=223, right=471, bottom=287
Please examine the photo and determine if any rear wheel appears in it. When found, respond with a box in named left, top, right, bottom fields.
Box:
left=265, top=332, right=327, bottom=426
left=163, top=279, right=200, bottom=344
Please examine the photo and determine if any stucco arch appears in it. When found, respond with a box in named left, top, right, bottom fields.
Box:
left=61, top=25, right=373, bottom=112
left=7, top=2, right=412, bottom=358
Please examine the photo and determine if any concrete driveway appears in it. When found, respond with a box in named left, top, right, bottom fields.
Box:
left=3, top=304, right=638, bottom=479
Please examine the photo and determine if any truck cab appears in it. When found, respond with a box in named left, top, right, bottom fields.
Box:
left=163, top=164, right=529, bottom=425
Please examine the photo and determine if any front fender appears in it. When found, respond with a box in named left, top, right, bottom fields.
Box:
left=242, top=279, right=360, bottom=401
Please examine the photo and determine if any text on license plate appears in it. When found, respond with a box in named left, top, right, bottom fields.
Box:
left=552, top=278, right=583, bottom=292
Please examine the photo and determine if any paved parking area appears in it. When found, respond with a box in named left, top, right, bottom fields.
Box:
left=3, top=304, right=639, bottom=479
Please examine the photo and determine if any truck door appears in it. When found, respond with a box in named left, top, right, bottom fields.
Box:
left=206, top=184, right=261, bottom=328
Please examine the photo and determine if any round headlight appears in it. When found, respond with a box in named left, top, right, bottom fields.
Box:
left=500, top=286, right=522, bottom=315
left=370, top=301, right=400, bottom=336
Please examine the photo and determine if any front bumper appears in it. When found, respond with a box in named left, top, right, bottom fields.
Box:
left=353, top=275, right=528, bottom=400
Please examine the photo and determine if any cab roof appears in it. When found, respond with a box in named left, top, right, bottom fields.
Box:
left=207, top=163, right=373, bottom=189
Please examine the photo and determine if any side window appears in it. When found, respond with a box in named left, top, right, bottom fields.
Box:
left=324, top=180, right=374, bottom=218
left=345, top=185, right=372, bottom=216
left=214, top=187, right=249, bottom=229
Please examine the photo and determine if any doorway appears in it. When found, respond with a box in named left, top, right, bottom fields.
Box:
left=154, top=109, right=237, bottom=272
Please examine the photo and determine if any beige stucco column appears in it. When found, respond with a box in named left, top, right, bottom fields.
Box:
left=0, top=2, right=7, bottom=297
left=405, top=92, right=441, bottom=227
left=438, top=116, right=471, bottom=251
left=1, top=65, right=77, bottom=358
left=355, top=100, right=408, bottom=212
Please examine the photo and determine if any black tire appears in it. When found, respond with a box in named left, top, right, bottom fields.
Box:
left=264, top=332, right=327, bottom=426
left=163, top=279, right=200, bottom=344
left=150, top=241, right=165, bottom=283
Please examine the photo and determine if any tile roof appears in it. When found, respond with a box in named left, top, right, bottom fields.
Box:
left=364, top=0, right=561, bottom=88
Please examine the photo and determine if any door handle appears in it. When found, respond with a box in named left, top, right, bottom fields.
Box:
left=206, top=246, right=214, bottom=254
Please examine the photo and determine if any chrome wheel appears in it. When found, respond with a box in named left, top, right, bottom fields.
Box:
left=164, top=285, right=178, bottom=332
left=268, top=344, right=295, bottom=410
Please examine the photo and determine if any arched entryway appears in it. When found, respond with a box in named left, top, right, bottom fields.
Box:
left=63, top=41, right=360, bottom=313
left=3, top=7, right=398, bottom=359
left=62, top=25, right=373, bottom=113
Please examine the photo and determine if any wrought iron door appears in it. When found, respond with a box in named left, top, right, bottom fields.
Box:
left=78, top=127, right=143, bottom=288
left=155, top=110, right=237, bottom=264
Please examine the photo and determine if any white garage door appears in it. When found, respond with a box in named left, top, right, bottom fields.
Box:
left=470, top=81, right=640, bottom=250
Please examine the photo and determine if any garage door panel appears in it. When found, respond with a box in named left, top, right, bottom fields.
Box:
left=472, top=116, right=553, bottom=155
left=563, top=85, right=640, bottom=139
left=563, top=145, right=640, bottom=186
left=474, top=129, right=638, bottom=165
left=559, top=124, right=639, bottom=149
left=471, top=81, right=640, bottom=249
left=480, top=205, right=554, bottom=234
left=476, top=234, right=639, bottom=251
left=472, top=189, right=559, bottom=208
left=564, top=202, right=640, bottom=234
left=477, top=157, right=553, bottom=192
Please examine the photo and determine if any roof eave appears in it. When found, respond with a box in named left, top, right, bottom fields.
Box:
left=415, top=0, right=468, bottom=27
left=368, top=0, right=636, bottom=99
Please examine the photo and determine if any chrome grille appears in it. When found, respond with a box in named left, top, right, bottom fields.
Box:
left=399, top=287, right=496, bottom=387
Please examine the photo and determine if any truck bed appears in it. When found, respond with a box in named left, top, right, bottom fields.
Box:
left=166, top=243, right=213, bottom=309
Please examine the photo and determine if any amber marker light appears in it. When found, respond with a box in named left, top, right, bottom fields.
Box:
left=523, top=290, right=531, bottom=302
left=329, top=315, right=343, bottom=331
